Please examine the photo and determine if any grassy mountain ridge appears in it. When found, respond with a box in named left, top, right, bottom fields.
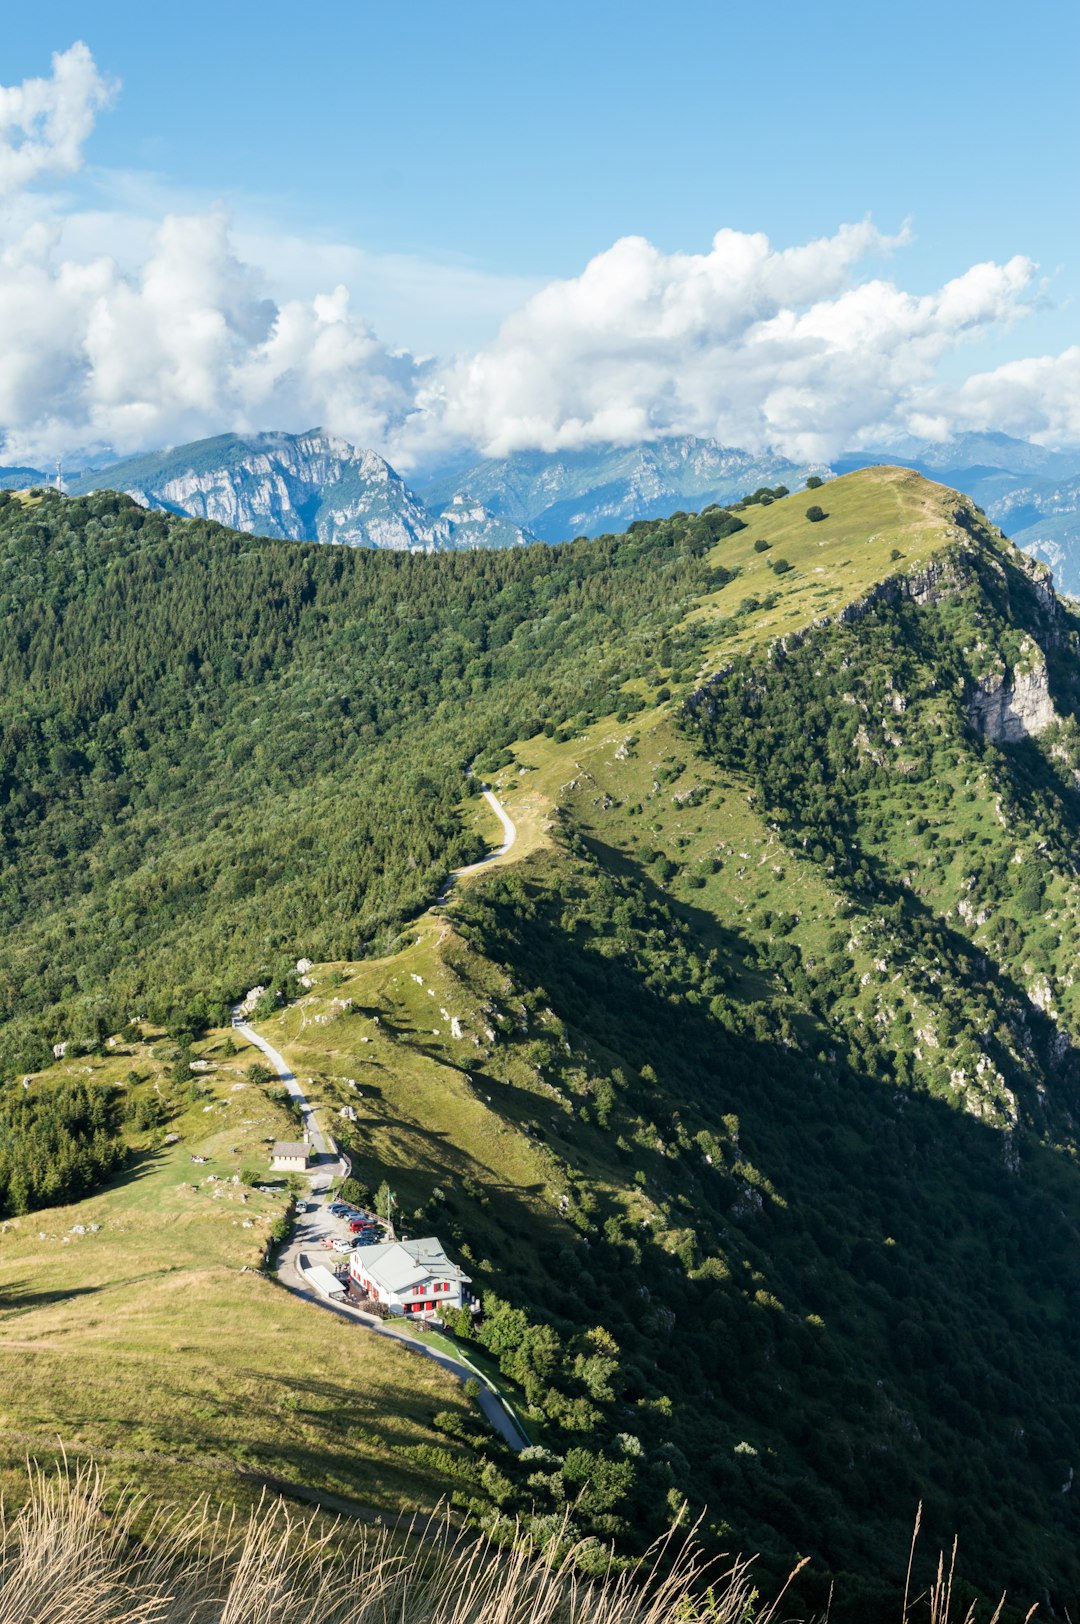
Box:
left=5, top=469, right=1080, bottom=1613
left=0, top=484, right=715, bottom=1071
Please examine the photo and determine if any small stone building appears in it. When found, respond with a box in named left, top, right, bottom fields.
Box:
left=271, top=1140, right=310, bottom=1172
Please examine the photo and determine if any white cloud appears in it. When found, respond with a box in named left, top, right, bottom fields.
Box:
left=397, top=228, right=1038, bottom=464
left=0, top=191, right=426, bottom=464
left=0, top=43, right=1073, bottom=471
left=935, top=347, right=1080, bottom=447
left=0, top=42, right=115, bottom=197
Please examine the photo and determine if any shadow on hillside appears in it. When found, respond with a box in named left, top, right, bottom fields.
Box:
left=578, top=830, right=777, bottom=1000
left=341, top=1102, right=554, bottom=1230
left=451, top=837, right=1080, bottom=1604
left=587, top=820, right=1079, bottom=1131
left=0, top=1280, right=102, bottom=1314
left=170, top=1371, right=485, bottom=1508
left=105, top=1146, right=170, bottom=1191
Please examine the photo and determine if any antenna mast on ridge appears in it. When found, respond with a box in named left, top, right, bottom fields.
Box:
left=55, top=458, right=63, bottom=493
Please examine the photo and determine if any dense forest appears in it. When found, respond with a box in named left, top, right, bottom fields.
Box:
left=0, top=1080, right=126, bottom=1213
left=0, top=488, right=742, bottom=1072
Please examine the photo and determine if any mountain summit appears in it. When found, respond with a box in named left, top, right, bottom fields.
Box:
left=66, top=430, right=533, bottom=552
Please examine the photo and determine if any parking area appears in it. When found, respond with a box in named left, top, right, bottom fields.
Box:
left=290, top=1196, right=390, bottom=1281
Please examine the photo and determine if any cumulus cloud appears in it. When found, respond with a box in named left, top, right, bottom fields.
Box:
left=400, top=227, right=1039, bottom=464
left=0, top=46, right=428, bottom=464
left=0, top=202, right=426, bottom=463
left=0, top=43, right=1074, bottom=469
left=0, top=42, right=115, bottom=197
left=935, top=348, right=1080, bottom=447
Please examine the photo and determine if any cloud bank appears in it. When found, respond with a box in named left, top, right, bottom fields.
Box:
left=412, top=228, right=1038, bottom=463
left=0, top=44, right=1075, bottom=468
left=0, top=41, right=114, bottom=196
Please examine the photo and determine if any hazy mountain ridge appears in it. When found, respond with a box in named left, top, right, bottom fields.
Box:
left=418, top=436, right=827, bottom=540
left=62, top=430, right=534, bottom=553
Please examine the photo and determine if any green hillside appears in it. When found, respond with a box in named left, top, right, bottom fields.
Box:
left=5, top=469, right=1080, bottom=1616
left=0, top=484, right=713, bottom=1072
left=0, top=1024, right=478, bottom=1517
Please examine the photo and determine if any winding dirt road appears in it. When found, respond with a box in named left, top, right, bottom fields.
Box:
left=437, top=788, right=516, bottom=900
left=234, top=788, right=529, bottom=1451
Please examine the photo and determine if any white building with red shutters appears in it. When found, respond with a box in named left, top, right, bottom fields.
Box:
left=348, top=1235, right=470, bottom=1318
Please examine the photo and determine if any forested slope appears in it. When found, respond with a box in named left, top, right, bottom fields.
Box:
left=0, top=486, right=722, bottom=1070
left=8, top=470, right=1080, bottom=1615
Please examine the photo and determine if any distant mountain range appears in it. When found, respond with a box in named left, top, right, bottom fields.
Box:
left=417, top=438, right=825, bottom=540
left=56, top=432, right=535, bottom=553
left=835, top=432, right=1080, bottom=592
left=0, top=433, right=821, bottom=556
left=7, top=425, right=1080, bottom=592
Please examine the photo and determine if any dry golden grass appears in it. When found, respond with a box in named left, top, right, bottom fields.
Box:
left=0, top=1461, right=790, bottom=1624
left=900, top=1506, right=1035, bottom=1624
left=0, top=1463, right=1029, bottom=1624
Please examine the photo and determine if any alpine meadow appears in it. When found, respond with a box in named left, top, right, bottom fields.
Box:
left=9, top=9, right=1080, bottom=1620
left=3, top=464, right=1080, bottom=1618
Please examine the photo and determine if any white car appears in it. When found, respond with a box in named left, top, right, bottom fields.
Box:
left=331, top=1237, right=353, bottom=1254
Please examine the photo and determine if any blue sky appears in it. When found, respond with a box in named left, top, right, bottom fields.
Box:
left=1, top=2, right=1079, bottom=462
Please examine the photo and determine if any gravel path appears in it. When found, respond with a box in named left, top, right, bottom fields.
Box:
left=233, top=987, right=528, bottom=1451
left=438, top=788, right=516, bottom=900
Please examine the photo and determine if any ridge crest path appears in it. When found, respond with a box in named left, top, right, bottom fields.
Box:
left=438, top=788, right=516, bottom=900
left=233, top=788, right=528, bottom=1452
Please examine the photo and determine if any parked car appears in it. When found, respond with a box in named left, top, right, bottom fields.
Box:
left=331, top=1237, right=353, bottom=1253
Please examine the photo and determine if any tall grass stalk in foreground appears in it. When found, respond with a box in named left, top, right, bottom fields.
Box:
left=0, top=1463, right=1034, bottom=1624
left=0, top=1460, right=787, bottom=1624
left=901, top=1505, right=1036, bottom=1624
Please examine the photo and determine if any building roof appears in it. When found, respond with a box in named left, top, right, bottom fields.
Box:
left=356, top=1236, right=470, bottom=1295
left=271, top=1141, right=308, bottom=1159
left=304, top=1264, right=346, bottom=1299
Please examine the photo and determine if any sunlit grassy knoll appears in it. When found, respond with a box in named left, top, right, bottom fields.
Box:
left=263, top=928, right=578, bottom=1239
left=476, top=471, right=976, bottom=881
left=689, top=465, right=975, bottom=659
left=0, top=1033, right=477, bottom=1517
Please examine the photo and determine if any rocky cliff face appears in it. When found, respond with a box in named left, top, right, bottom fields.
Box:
left=968, top=654, right=1060, bottom=743
left=72, top=431, right=533, bottom=552
left=688, top=500, right=1069, bottom=757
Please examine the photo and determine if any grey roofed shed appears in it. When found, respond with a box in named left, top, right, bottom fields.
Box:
left=271, top=1140, right=310, bottom=1167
